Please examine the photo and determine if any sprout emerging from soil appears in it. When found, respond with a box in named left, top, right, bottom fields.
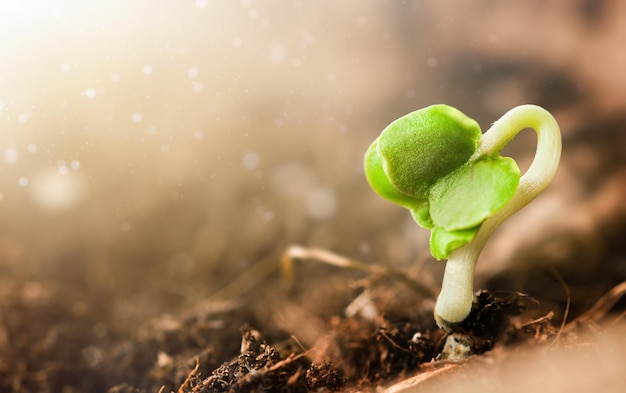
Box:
left=364, top=104, right=561, bottom=329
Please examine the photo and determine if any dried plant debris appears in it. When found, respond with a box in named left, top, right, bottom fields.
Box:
left=166, top=315, right=439, bottom=392
left=314, top=316, right=442, bottom=387
left=177, top=325, right=344, bottom=393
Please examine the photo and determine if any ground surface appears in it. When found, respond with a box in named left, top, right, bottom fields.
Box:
left=2, top=2, right=626, bottom=392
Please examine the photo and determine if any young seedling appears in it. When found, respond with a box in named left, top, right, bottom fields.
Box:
left=364, top=104, right=561, bottom=330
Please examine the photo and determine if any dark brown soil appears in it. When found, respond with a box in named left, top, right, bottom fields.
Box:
left=3, top=252, right=624, bottom=393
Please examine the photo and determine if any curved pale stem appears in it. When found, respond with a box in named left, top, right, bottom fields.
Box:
left=434, top=105, right=562, bottom=327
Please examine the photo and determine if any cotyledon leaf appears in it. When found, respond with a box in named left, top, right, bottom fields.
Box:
left=429, top=157, right=520, bottom=231
left=376, top=105, right=481, bottom=199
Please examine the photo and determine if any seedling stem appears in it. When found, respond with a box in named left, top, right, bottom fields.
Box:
left=434, top=105, right=561, bottom=326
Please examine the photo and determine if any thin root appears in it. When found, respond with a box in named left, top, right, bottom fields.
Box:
left=548, top=267, right=571, bottom=348
left=565, top=281, right=626, bottom=331
left=177, top=358, right=200, bottom=393
left=281, top=245, right=437, bottom=299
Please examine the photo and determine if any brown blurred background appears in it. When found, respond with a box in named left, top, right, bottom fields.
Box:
left=1, top=1, right=625, bottom=325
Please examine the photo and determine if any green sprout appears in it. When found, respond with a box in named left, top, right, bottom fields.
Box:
left=364, top=104, right=561, bottom=329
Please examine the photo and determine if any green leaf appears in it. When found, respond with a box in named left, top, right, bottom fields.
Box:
left=429, top=157, right=520, bottom=231
left=365, top=141, right=433, bottom=228
left=376, top=105, right=481, bottom=199
left=410, top=202, right=434, bottom=229
left=364, top=104, right=524, bottom=259
left=430, top=226, right=479, bottom=260
left=364, top=141, right=427, bottom=210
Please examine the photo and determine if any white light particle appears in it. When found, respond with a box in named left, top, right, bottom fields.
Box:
left=0, top=192, right=4, bottom=202
left=132, top=112, right=143, bottom=123
left=160, top=144, right=170, bottom=153
left=85, top=88, right=96, bottom=99
left=142, top=65, right=153, bottom=75
left=70, top=160, right=81, bottom=170
left=30, top=170, right=83, bottom=209
left=110, top=73, right=120, bottom=82
left=233, top=38, right=242, bottom=48
left=297, top=31, right=315, bottom=50
left=263, top=211, right=274, bottom=222
left=427, top=57, right=438, bottom=68
left=187, top=67, right=198, bottom=79
left=242, top=152, right=260, bottom=170
left=0, top=100, right=4, bottom=116
left=18, top=111, right=31, bottom=123
left=57, top=161, right=69, bottom=176
left=195, top=0, right=207, bottom=8
left=18, top=177, right=29, bottom=187
left=191, top=80, right=204, bottom=93
left=60, top=63, right=70, bottom=73
left=27, top=144, right=37, bottom=153
left=4, top=148, right=18, bottom=163
left=305, top=187, right=337, bottom=220
left=269, top=44, right=287, bottom=63
left=194, top=130, right=204, bottom=140
left=121, top=222, right=131, bottom=232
